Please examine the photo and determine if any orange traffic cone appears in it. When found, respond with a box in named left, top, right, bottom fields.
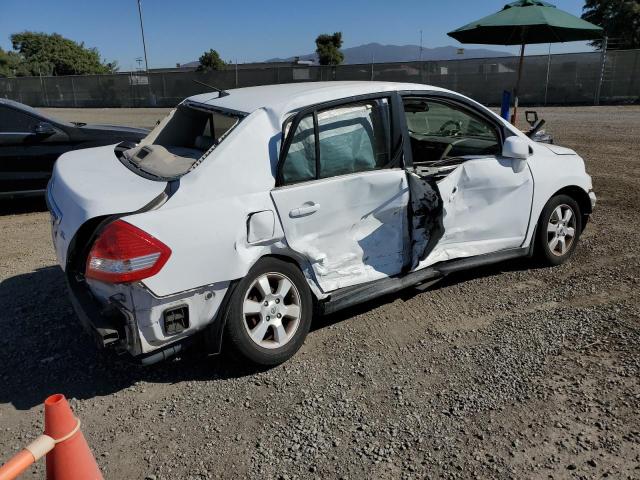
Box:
left=44, top=394, right=103, bottom=480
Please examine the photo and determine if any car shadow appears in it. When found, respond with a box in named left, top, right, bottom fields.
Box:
left=312, top=257, right=541, bottom=331
left=2, top=258, right=540, bottom=410
left=0, top=197, right=48, bottom=216
left=0, top=266, right=265, bottom=411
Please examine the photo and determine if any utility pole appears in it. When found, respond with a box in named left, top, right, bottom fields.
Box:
left=419, top=30, right=423, bottom=62
left=371, top=54, right=374, bottom=81
left=137, top=0, right=150, bottom=72
left=544, top=43, right=552, bottom=105
left=594, top=36, right=608, bottom=106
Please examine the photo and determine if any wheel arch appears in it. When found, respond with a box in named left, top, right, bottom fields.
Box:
left=205, top=251, right=322, bottom=355
left=552, top=185, right=592, bottom=215
left=533, top=190, right=584, bottom=265
left=258, top=251, right=324, bottom=300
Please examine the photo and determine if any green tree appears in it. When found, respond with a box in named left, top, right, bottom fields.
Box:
left=315, top=32, right=344, bottom=65
left=7, top=31, right=117, bottom=76
left=582, top=0, right=640, bottom=49
left=197, top=49, right=226, bottom=71
left=0, top=47, right=30, bottom=77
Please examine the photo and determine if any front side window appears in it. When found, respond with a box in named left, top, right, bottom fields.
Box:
left=280, top=98, right=392, bottom=185
left=404, top=98, right=500, bottom=163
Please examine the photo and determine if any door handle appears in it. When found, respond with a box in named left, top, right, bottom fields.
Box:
left=289, top=202, right=320, bottom=218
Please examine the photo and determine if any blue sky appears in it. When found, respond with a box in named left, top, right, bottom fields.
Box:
left=0, top=0, right=593, bottom=70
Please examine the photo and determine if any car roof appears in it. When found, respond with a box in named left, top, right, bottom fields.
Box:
left=186, top=81, right=450, bottom=120
left=0, top=97, right=45, bottom=117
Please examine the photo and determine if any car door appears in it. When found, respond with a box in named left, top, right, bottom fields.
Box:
left=403, top=96, right=534, bottom=269
left=271, top=96, right=410, bottom=292
left=0, top=105, right=71, bottom=195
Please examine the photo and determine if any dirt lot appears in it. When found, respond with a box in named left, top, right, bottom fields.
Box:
left=1, top=106, right=639, bottom=479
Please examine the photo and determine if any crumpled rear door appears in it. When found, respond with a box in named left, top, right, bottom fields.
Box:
left=272, top=169, right=409, bottom=292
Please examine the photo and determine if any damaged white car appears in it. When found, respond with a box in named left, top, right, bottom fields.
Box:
left=48, top=81, right=596, bottom=365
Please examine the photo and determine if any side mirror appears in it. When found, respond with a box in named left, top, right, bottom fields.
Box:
left=34, top=122, right=56, bottom=136
left=525, top=110, right=538, bottom=128
left=502, top=136, right=530, bottom=160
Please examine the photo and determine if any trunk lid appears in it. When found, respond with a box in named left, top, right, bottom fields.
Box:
left=49, top=144, right=168, bottom=269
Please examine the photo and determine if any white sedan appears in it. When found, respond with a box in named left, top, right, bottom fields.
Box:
left=48, top=82, right=596, bottom=365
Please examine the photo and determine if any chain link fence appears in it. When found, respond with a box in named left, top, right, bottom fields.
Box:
left=1, top=50, right=638, bottom=108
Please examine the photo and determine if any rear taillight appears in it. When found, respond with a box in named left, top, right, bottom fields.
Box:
left=85, top=220, right=171, bottom=283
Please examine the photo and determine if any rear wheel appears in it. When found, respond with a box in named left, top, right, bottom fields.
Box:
left=535, top=194, right=582, bottom=266
left=224, top=258, right=312, bottom=365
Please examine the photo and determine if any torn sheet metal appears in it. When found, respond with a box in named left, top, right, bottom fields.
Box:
left=413, top=157, right=534, bottom=270
left=87, top=278, right=229, bottom=355
left=407, top=171, right=444, bottom=269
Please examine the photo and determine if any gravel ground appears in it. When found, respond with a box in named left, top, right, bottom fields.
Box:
left=1, top=105, right=639, bottom=479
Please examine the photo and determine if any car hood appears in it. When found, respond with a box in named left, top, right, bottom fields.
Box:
left=49, top=144, right=167, bottom=269
left=541, top=144, right=577, bottom=155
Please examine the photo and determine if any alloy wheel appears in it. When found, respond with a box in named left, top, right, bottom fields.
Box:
left=547, top=204, right=577, bottom=257
left=242, top=272, right=302, bottom=349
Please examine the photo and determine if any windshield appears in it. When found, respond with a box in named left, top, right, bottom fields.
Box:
left=122, top=102, right=242, bottom=179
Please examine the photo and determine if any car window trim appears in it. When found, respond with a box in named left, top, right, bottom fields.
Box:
left=0, top=131, right=33, bottom=136
left=274, top=166, right=408, bottom=190
left=181, top=100, right=248, bottom=119
left=276, top=92, right=402, bottom=187
left=312, top=111, right=320, bottom=180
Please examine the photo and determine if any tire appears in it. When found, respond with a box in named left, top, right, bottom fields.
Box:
left=535, top=194, right=582, bottom=266
left=223, top=257, right=313, bottom=366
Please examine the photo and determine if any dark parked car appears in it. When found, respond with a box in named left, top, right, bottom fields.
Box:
left=0, top=99, right=148, bottom=198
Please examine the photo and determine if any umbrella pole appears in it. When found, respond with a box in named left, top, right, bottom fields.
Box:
left=512, top=43, right=526, bottom=126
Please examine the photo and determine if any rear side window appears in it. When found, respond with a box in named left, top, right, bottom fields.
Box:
left=280, top=98, right=391, bottom=185
left=317, top=100, right=390, bottom=178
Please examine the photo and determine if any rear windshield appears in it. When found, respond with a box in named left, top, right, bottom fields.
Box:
left=121, top=102, right=242, bottom=180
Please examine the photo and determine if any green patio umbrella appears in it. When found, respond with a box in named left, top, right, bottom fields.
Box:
left=447, top=0, right=603, bottom=123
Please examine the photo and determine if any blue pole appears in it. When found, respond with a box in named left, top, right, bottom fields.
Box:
left=500, top=90, right=511, bottom=121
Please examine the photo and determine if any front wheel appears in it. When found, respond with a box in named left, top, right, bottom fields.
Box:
left=535, top=194, right=582, bottom=266
left=223, top=258, right=313, bottom=365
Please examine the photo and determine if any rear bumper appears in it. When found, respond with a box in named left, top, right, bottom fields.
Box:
left=589, top=191, right=597, bottom=211
left=65, top=272, right=139, bottom=353
left=66, top=274, right=193, bottom=365
left=65, top=269, right=229, bottom=363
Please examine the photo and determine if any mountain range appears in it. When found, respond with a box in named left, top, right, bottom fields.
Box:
left=267, top=42, right=513, bottom=64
